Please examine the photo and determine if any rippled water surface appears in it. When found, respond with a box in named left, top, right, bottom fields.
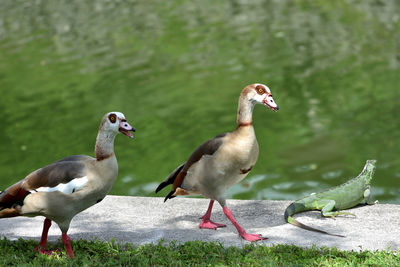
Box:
left=0, top=0, right=399, bottom=203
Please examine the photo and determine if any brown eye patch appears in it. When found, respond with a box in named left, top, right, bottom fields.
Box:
left=255, top=85, right=266, bottom=95
left=108, top=114, right=117, bottom=123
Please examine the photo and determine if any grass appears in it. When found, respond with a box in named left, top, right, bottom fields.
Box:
left=0, top=238, right=398, bottom=266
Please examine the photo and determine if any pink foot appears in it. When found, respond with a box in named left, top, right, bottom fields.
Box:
left=198, top=200, right=226, bottom=230
left=36, top=248, right=61, bottom=256
left=199, top=219, right=227, bottom=230
left=240, top=233, right=267, bottom=242
left=222, top=206, right=267, bottom=242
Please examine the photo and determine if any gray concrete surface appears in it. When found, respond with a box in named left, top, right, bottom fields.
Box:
left=0, top=196, right=399, bottom=251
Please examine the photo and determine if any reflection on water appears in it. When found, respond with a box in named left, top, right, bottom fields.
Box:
left=0, top=0, right=399, bottom=203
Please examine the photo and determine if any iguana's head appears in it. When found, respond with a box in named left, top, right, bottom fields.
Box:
left=363, top=160, right=377, bottom=185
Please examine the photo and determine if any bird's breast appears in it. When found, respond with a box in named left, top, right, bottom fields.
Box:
left=217, top=134, right=259, bottom=170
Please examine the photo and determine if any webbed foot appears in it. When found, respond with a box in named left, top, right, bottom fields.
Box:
left=240, top=233, right=267, bottom=242
left=199, top=219, right=226, bottom=230
left=35, top=247, right=61, bottom=256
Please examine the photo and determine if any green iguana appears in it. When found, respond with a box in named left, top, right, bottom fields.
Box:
left=284, top=160, right=378, bottom=237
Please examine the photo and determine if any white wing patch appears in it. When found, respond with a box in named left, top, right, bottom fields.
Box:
left=32, top=176, right=88, bottom=194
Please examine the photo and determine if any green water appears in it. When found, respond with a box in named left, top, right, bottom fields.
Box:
left=0, top=0, right=399, bottom=203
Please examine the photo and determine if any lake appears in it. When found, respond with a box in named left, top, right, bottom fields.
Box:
left=0, top=0, right=399, bottom=203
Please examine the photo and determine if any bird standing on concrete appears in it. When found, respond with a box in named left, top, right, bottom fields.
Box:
left=156, top=83, right=279, bottom=241
left=0, top=112, right=135, bottom=258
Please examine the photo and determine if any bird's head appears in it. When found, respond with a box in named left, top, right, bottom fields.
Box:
left=244, top=83, right=279, bottom=112
left=101, top=112, right=136, bottom=138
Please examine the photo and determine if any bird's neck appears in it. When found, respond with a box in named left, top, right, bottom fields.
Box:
left=95, top=130, right=116, bottom=161
left=236, top=95, right=255, bottom=128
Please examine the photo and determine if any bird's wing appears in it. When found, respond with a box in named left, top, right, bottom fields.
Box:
left=0, top=155, right=91, bottom=208
left=160, top=133, right=227, bottom=201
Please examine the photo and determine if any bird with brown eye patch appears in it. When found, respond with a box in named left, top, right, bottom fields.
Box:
left=156, top=83, right=279, bottom=243
left=108, top=114, right=117, bottom=123
left=255, top=85, right=266, bottom=95
left=0, top=111, right=135, bottom=259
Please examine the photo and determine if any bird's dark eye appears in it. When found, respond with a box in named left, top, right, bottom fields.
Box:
left=255, top=85, right=265, bottom=95
left=108, top=114, right=117, bottom=123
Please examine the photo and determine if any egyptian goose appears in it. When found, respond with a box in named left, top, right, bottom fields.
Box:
left=156, top=83, right=278, bottom=241
left=0, top=112, right=135, bottom=258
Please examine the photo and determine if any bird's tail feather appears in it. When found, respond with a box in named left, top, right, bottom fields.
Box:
left=155, top=162, right=185, bottom=194
left=164, top=191, right=176, bottom=202
left=0, top=181, right=30, bottom=211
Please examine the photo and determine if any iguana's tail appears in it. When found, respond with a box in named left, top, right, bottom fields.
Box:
left=284, top=203, right=345, bottom=238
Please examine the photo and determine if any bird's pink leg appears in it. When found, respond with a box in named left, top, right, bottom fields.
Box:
left=34, top=219, right=73, bottom=258
left=35, top=218, right=52, bottom=254
left=62, top=233, right=74, bottom=258
left=199, top=200, right=226, bottom=230
left=223, top=206, right=267, bottom=242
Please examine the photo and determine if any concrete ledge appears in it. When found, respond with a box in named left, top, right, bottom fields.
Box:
left=1, top=196, right=399, bottom=251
